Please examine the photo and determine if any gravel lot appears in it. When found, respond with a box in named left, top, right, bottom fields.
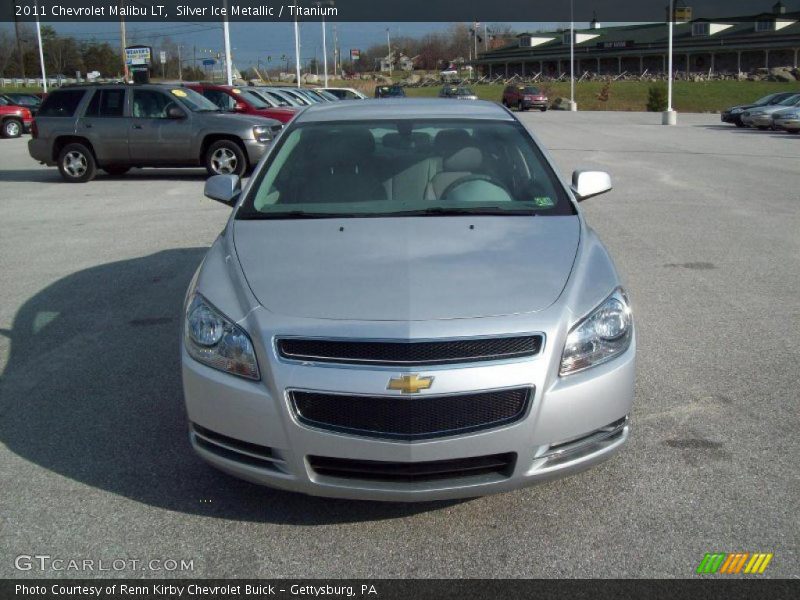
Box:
left=0, top=111, right=798, bottom=578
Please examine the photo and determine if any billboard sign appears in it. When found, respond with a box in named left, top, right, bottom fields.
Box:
left=125, top=46, right=152, bottom=66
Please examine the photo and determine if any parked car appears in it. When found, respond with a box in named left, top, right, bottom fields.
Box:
left=0, top=96, right=33, bottom=137
left=2, top=92, right=43, bottom=116
left=186, top=83, right=298, bottom=124
left=502, top=85, right=549, bottom=111
left=721, top=92, right=796, bottom=127
left=185, top=99, right=634, bottom=501
left=320, top=87, right=368, bottom=100
left=438, top=85, right=479, bottom=100
left=273, top=87, right=314, bottom=106
left=311, top=89, right=340, bottom=101
left=375, top=85, right=406, bottom=99
left=28, top=84, right=282, bottom=182
left=741, top=93, right=800, bottom=129
left=258, top=87, right=303, bottom=107
left=772, top=107, right=800, bottom=133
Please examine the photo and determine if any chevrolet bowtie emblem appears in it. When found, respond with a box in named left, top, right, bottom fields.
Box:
left=387, top=374, right=434, bottom=394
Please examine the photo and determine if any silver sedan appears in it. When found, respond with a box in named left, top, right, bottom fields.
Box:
left=182, top=99, right=635, bottom=501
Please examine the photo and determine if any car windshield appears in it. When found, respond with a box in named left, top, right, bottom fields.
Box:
left=778, top=94, right=800, bottom=106
left=261, top=90, right=292, bottom=106
left=237, top=89, right=270, bottom=108
left=456, top=87, right=475, bottom=96
left=522, top=87, right=542, bottom=95
left=8, top=94, right=39, bottom=105
left=239, top=119, right=573, bottom=219
left=171, top=88, right=220, bottom=112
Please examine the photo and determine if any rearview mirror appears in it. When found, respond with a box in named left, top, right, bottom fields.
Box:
left=167, top=106, right=186, bottom=119
left=204, top=174, right=241, bottom=206
left=571, top=170, right=612, bottom=201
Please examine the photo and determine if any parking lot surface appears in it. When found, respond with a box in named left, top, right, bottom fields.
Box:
left=0, top=111, right=798, bottom=578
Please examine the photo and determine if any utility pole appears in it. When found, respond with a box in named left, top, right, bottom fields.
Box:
left=119, top=0, right=128, bottom=80
left=569, top=0, right=577, bottom=111
left=293, top=2, right=302, bottom=87
left=177, top=45, right=182, bottom=80
left=319, top=1, right=331, bottom=87
left=386, top=27, right=391, bottom=75
left=663, top=0, right=677, bottom=125
left=333, top=23, right=339, bottom=76
left=34, top=0, right=46, bottom=92
left=223, top=0, right=233, bottom=85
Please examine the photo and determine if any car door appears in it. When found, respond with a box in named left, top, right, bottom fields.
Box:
left=129, top=89, right=194, bottom=165
left=77, top=88, right=130, bottom=164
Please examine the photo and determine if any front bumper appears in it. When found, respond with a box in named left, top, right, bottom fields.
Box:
left=242, top=139, right=271, bottom=167
left=182, top=332, right=635, bottom=501
left=773, top=118, right=800, bottom=132
left=748, top=114, right=774, bottom=128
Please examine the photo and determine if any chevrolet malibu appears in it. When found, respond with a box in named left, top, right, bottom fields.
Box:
left=182, top=99, right=635, bottom=501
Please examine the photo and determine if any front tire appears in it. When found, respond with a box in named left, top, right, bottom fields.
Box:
left=517, top=101, right=526, bottom=112
left=205, top=140, right=247, bottom=177
left=1, top=118, right=22, bottom=138
left=57, top=143, right=97, bottom=183
left=734, top=120, right=745, bottom=128
left=540, top=107, right=547, bottom=112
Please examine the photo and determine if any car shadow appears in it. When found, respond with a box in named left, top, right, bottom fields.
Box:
left=0, top=168, right=212, bottom=183
left=0, top=248, right=460, bottom=524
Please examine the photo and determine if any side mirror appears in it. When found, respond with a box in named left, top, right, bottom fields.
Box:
left=571, top=170, right=612, bottom=202
left=167, top=106, right=186, bottom=119
left=204, top=174, right=241, bottom=206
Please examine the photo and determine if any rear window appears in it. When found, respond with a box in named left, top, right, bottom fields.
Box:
left=38, top=90, right=86, bottom=117
left=522, top=87, right=542, bottom=95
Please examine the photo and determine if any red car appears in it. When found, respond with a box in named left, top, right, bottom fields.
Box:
left=0, top=96, right=33, bottom=138
left=502, top=85, right=549, bottom=112
left=186, top=84, right=298, bottom=124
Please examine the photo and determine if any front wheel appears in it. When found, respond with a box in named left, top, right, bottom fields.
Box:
left=517, top=101, right=526, bottom=112
left=205, top=140, right=247, bottom=177
left=57, top=143, right=97, bottom=183
left=1, top=118, right=22, bottom=138
left=540, top=107, right=547, bottom=112
left=734, top=120, right=745, bottom=128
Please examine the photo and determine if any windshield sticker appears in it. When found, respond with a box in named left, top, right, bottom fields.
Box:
left=171, top=89, right=188, bottom=97
left=533, top=196, right=555, bottom=208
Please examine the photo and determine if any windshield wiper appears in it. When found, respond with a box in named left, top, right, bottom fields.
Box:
left=238, top=211, right=353, bottom=220
left=386, top=206, right=538, bottom=217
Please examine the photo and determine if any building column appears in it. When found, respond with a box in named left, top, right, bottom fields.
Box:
left=710, top=53, right=715, bottom=74
left=539, top=60, right=544, bottom=74
left=618, top=56, right=623, bottom=74
left=686, top=53, right=691, bottom=74
left=639, top=55, right=644, bottom=73
left=737, top=51, right=742, bottom=73
left=521, top=62, right=526, bottom=77
left=794, top=49, right=798, bottom=68
left=765, top=50, right=769, bottom=69
left=505, top=62, right=509, bottom=77
left=489, top=64, right=493, bottom=77
left=663, top=54, right=666, bottom=73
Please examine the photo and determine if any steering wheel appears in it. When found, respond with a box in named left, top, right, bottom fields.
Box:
left=439, top=174, right=513, bottom=201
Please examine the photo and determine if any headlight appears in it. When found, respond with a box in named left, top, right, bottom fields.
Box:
left=560, top=289, right=633, bottom=376
left=184, top=294, right=260, bottom=380
left=253, top=125, right=272, bottom=143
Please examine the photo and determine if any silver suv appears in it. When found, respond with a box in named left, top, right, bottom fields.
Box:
left=28, top=84, right=283, bottom=182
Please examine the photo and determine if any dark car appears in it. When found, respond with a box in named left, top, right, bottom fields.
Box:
left=438, top=85, right=479, bottom=100
left=375, top=85, right=406, bottom=99
left=28, top=84, right=282, bottom=182
left=502, top=85, right=549, bottom=112
left=187, top=83, right=298, bottom=124
left=721, top=92, right=797, bottom=127
left=2, top=92, right=43, bottom=116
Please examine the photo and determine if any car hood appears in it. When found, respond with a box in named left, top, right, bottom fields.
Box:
left=200, top=111, right=281, bottom=127
left=233, top=216, right=580, bottom=321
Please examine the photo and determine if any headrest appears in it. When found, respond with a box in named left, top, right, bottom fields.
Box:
left=443, top=146, right=482, bottom=172
left=434, top=129, right=471, bottom=157
left=315, top=129, right=375, bottom=166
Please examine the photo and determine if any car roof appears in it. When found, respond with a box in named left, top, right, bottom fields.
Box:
left=295, top=98, right=512, bottom=123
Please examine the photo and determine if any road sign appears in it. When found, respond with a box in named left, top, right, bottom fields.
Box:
left=350, top=49, right=360, bottom=61
left=202, top=58, right=216, bottom=67
left=125, top=46, right=152, bottom=66
left=160, top=51, right=166, bottom=64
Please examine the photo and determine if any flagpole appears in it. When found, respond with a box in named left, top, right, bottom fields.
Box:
left=663, top=0, right=677, bottom=125
left=34, top=0, right=47, bottom=93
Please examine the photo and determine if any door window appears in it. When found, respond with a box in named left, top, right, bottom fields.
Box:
left=132, top=90, right=178, bottom=118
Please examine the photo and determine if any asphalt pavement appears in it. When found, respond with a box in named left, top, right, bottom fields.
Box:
left=0, top=111, right=797, bottom=578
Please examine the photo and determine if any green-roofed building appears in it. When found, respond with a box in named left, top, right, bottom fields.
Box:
left=475, top=3, right=800, bottom=77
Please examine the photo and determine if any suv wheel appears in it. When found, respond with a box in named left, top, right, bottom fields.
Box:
left=103, top=166, right=131, bottom=177
left=518, top=100, right=526, bottom=112
left=205, top=140, right=246, bottom=176
left=2, top=118, right=22, bottom=138
left=58, top=143, right=97, bottom=183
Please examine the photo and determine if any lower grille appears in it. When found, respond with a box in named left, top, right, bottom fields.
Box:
left=308, top=453, right=516, bottom=483
left=290, top=387, right=532, bottom=440
left=191, top=424, right=283, bottom=471
left=277, top=335, right=543, bottom=366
